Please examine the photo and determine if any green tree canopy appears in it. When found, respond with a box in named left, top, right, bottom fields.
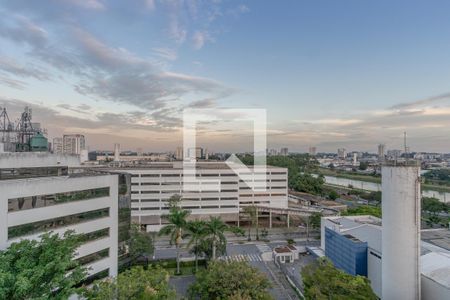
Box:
left=158, top=194, right=191, bottom=274
left=301, top=258, right=377, bottom=300
left=188, top=261, right=272, bottom=300
left=128, top=223, right=154, bottom=261
left=342, top=206, right=382, bottom=218
left=0, top=231, right=86, bottom=300
left=84, top=266, right=175, bottom=300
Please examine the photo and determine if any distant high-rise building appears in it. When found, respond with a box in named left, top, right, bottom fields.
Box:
left=309, top=146, right=317, bottom=156
left=52, top=137, right=63, bottom=154
left=337, top=148, right=346, bottom=159
left=280, top=147, right=288, bottom=156
left=175, top=147, right=183, bottom=160
left=63, top=134, right=85, bottom=155
left=114, top=143, right=120, bottom=162
left=188, top=147, right=203, bottom=159
left=378, top=144, right=385, bottom=162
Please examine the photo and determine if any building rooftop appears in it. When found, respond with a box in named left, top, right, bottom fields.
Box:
left=100, top=161, right=286, bottom=171
left=421, top=229, right=450, bottom=252
left=421, top=252, right=450, bottom=288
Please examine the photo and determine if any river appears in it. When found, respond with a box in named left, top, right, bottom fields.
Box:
left=322, top=175, right=449, bottom=203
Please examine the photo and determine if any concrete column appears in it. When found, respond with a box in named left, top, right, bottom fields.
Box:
left=269, top=210, right=272, bottom=228
left=287, top=213, right=290, bottom=228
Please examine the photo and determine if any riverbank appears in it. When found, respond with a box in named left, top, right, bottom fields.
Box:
left=318, top=168, right=450, bottom=193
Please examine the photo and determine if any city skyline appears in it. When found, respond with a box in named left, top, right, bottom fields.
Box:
left=2, top=1, right=450, bottom=152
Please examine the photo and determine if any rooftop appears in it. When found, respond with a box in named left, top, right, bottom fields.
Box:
left=422, top=229, right=450, bottom=252
left=421, top=252, right=450, bottom=288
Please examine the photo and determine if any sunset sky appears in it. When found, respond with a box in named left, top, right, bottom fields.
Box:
left=2, top=0, right=450, bottom=153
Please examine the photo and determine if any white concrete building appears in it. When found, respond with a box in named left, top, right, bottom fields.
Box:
left=321, top=215, right=450, bottom=300
left=0, top=153, right=119, bottom=279
left=112, top=161, right=288, bottom=232
left=52, top=137, right=63, bottom=154
left=63, top=134, right=86, bottom=155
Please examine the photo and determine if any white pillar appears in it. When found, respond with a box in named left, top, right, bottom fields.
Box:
left=382, top=163, right=421, bottom=300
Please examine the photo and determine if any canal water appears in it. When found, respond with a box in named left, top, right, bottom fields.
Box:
left=322, top=175, right=449, bottom=203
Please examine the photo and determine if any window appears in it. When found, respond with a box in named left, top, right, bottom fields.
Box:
left=141, top=199, right=160, bottom=202
left=271, top=179, right=286, bottom=182
left=8, top=187, right=110, bottom=212
left=141, top=191, right=160, bottom=194
left=8, top=208, right=110, bottom=239
left=79, top=228, right=110, bottom=244
left=271, top=193, right=286, bottom=196
left=141, top=207, right=160, bottom=210
left=141, top=174, right=159, bottom=177
left=202, top=205, right=219, bottom=209
left=131, top=174, right=140, bottom=177
left=221, top=189, right=238, bottom=192
left=141, top=182, right=160, bottom=185
left=131, top=182, right=139, bottom=186
left=221, top=205, right=237, bottom=208
left=77, top=248, right=109, bottom=265
left=221, top=197, right=238, bottom=200
left=161, top=174, right=180, bottom=177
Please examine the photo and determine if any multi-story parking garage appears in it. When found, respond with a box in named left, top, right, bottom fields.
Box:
left=113, top=161, right=288, bottom=232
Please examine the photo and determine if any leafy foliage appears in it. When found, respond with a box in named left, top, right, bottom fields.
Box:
left=203, top=216, right=243, bottom=260
left=301, top=258, right=377, bottom=300
left=309, top=212, right=322, bottom=229
left=238, top=154, right=324, bottom=195
left=186, top=220, right=208, bottom=271
left=128, top=223, right=154, bottom=261
left=0, top=231, right=86, bottom=300
left=342, top=206, right=382, bottom=218
left=84, top=266, right=175, bottom=300
left=188, top=261, right=272, bottom=300
left=158, top=194, right=191, bottom=274
left=328, top=190, right=339, bottom=200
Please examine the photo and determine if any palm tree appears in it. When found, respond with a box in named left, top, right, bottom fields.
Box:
left=243, top=205, right=259, bottom=241
left=158, top=195, right=190, bottom=274
left=204, top=216, right=243, bottom=260
left=186, top=220, right=207, bottom=272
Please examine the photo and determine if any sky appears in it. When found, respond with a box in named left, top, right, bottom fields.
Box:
left=2, top=0, right=450, bottom=153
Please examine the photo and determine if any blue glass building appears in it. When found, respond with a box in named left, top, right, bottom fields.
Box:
left=325, top=227, right=368, bottom=276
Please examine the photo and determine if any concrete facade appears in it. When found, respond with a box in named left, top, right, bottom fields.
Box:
left=0, top=153, right=119, bottom=278
left=382, top=165, right=421, bottom=300
left=112, top=162, right=288, bottom=232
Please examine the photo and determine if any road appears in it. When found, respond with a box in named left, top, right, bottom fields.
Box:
left=162, top=239, right=320, bottom=299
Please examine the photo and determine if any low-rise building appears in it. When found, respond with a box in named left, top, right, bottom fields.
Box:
left=320, top=215, right=450, bottom=299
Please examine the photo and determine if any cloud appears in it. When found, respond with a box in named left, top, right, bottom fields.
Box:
left=0, top=57, right=50, bottom=81
left=152, top=47, right=177, bottom=61
left=63, top=0, right=105, bottom=10
left=0, top=14, right=48, bottom=47
left=187, top=98, right=216, bottom=108
left=390, top=92, right=450, bottom=110
left=192, top=31, right=213, bottom=50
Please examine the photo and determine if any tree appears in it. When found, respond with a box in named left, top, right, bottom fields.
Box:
left=301, top=258, right=377, bottom=300
left=328, top=190, right=339, bottom=200
left=128, top=223, right=154, bottom=264
left=84, top=266, right=176, bottom=300
left=188, top=261, right=272, bottom=300
left=158, top=195, right=190, bottom=274
left=204, top=216, right=243, bottom=260
left=242, top=205, right=259, bottom=241
left=343, top=206, right=382, bottom=218
left=359, top=162, right=368, bottom=171
left=309, top=212, right=322, bottom=230
left=0, top=231, right=86, bottom=300
left=186, top=220, right=207, bottom=272
left=422, top=197, right=448, bottom=216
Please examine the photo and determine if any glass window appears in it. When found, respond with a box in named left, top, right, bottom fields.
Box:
left=8, top=187, right=110, bottom=212
left=77, top=248, right=109, bottom=266
left=8, top=208, right=110, bottom=239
